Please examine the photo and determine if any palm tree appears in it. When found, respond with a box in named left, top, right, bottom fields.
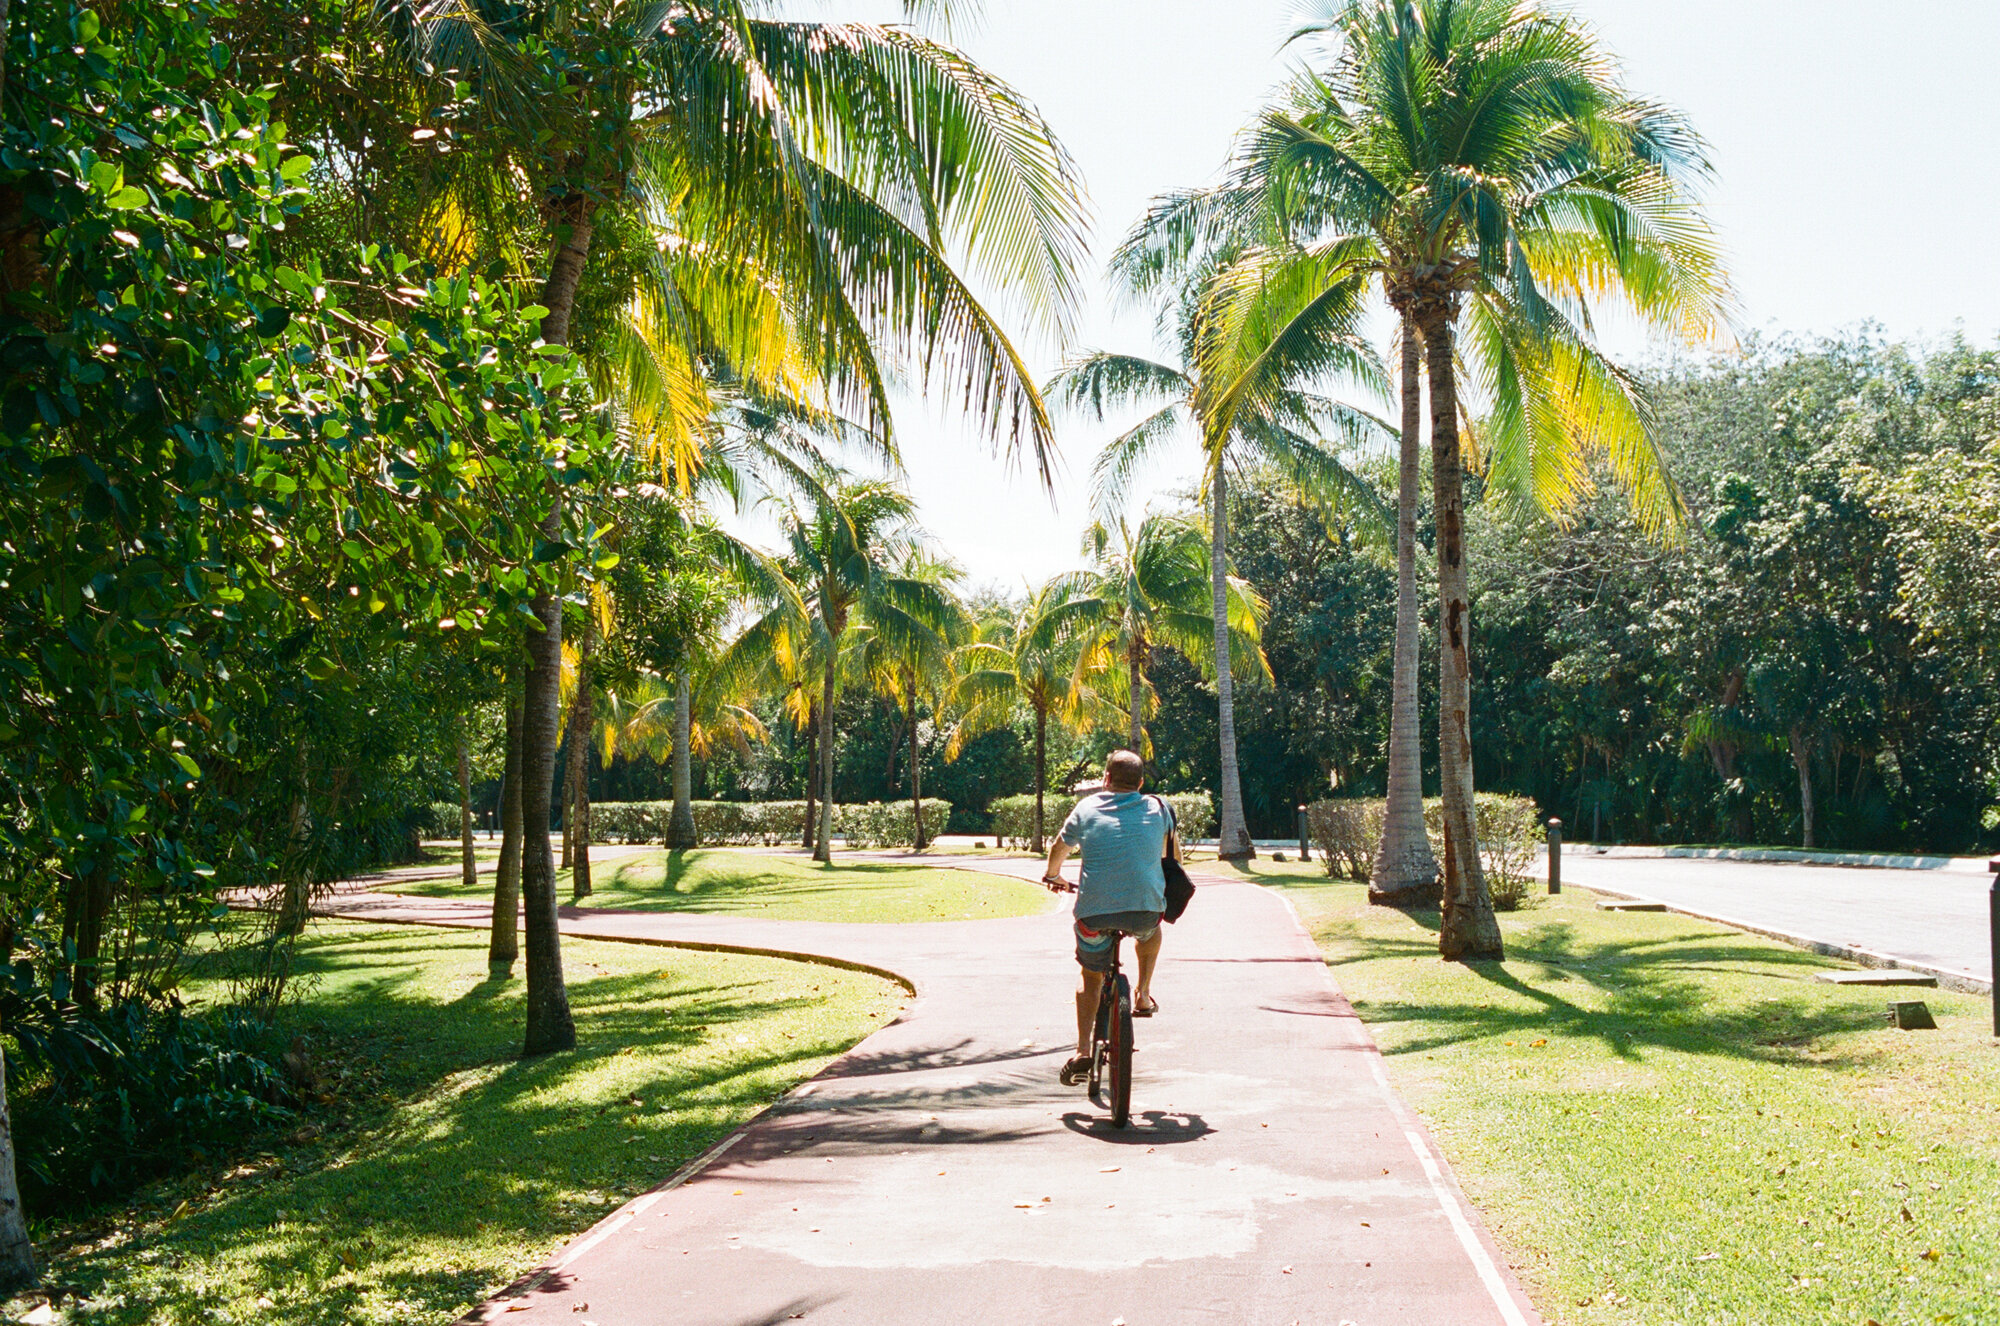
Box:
left=860, top=548, right=972, bottom=850
left=1055, top=515, right=1264, bottom=760
left=348, top=0, right=1088, bottom=1053
left=1180, top=0, right=1730, bottom=957
left=1046, top=319, right=1383, bottom=859
left=947, top=581, right=1118, bottom=853
left=601, top=669, right=768, bottom=843
left=725, top=478, right=960, bottom=861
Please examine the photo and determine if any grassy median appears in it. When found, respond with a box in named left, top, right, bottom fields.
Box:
left=384, top=846, right=1053, bottom=923
left=1259, top=867, right=2000, bottom=1326
left=33, top=920, right=900, bottom=1326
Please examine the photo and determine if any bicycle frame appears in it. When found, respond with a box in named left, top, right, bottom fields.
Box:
left=1086, top=931, right=1135, bottom=1127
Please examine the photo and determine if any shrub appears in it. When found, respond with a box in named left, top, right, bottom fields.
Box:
left=988, top=791, right=1215, bottom=850
left=585, top=799, right=952, bottom=848
left=9, top=1001, right=295, bottom=1208
left=1421, top=793, right=1544, bottom=910
left=423, top=801, right=464, bottom=839
left=1306, top=798, right=1387, bottom=881
left=833, top=800, right=955, bottom=849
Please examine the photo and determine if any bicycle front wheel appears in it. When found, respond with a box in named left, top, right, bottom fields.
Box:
left=1109, top=973, right=1134, bottom=1128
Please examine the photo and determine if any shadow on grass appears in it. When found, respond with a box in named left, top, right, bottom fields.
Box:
left=1275, top=884, right=1889, bottom=1070
left=52, top=923, right=890, bottom=1326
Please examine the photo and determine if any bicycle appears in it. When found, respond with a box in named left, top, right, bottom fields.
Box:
left=1086, top=929, right=1136, bottom=1128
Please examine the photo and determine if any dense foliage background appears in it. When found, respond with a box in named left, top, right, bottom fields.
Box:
left=589, top=333, right=2000, bottom=853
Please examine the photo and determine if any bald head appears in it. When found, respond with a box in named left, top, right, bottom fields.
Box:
left=1104, top=749, right=1145, bottom=791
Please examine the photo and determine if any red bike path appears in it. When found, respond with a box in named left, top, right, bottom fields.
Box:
left=319, top=856, right=1542, bottom=1326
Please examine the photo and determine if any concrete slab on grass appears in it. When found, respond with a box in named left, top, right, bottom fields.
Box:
left=1814, top=969, right=1938, bottom=987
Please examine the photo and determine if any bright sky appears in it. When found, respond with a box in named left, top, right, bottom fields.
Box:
left=748, top=0, right=2000, bottom=589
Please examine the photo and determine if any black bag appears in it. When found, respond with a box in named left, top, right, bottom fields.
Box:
left=1154, top=795, right=1195, bottom=923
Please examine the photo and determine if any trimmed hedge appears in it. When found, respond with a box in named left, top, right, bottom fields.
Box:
left=987, top=791, right=1216, bottom=850
left=1307, top=793, right=1542, bottom=909
left=587, top=799, right=952, bottom=849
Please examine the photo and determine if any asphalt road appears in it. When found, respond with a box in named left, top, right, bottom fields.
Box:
left=1543, top=852, right=1993, bottom=986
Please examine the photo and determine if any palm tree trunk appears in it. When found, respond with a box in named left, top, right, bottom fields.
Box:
left=909, top=686, right=926, bottom=850
left=567, top=613, right=597, bottom=899
left=666, top=671, right=697, bottom=848
left=519, top=580, right=576, bottom=1053
left=1033, top=705, right=1048, bottom=854
left=800, top=706, right=817, bottom=849
left=511, top=194, right=593, bottom=1051
left=1127, top=640, right=1146, bottom=756
left=814, top=659, right=837, bottom=863
left=1422, top=316, right=1502, bottom=962
left=1791, top=725, right=1815, bottom=849
left=1372, top=317, right=1441, bottom=906
left=559, top=749, right=575, bottom=871
left=0, top=1044, right=37, bottom=1294
left=489, top=686, right=523, bottom=979
left=1210, top=458, right=1255, bottom=859
left=457, top=728, right=477, bottom=893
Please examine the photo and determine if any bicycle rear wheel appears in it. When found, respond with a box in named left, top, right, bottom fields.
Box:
left=1108, top=972, right=1134, bottom=1128
left=1088, top=980, right=1112, bottom=1106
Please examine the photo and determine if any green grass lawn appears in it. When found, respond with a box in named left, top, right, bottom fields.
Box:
left=34, top=920, right=900, bottom=1326
left=1264, top=870, right=2000, bottom=1326
left=382, top=846, right=1052, bottom=923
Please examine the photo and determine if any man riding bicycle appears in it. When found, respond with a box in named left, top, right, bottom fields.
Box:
left=1041, top=750, right=1179, bottom=1086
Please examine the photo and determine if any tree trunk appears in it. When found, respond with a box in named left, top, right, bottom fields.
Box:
left=1791, top=725, right=1815, bottom=849
left=559, top=738, right=575, bottom=872
left=1422, top=315, right=1502, bottom=962
left=0, top=1045, right=37, bottom=1295
left=666, top=670, right=697, bottom=848
left=1372, top=317, right=1441, bottom=906
left=510, top=192, right=593, bottom=1050
left=273, top=745, right=311, bottom=938
left=1033, top=706, right=1048, bottom=854
left=909, top=686, right=926, bottom=850
left=68, top=863, right=114, bottom=1009
left=489, top=686, right=523, bottom=979
left=458, top=728, right=477, bottom=892
left=1210, top=459, right=1255, bottom=859
left=800, top=707, right=817, bottom=849
left=1127, top=639, right=1146, bottom=756
left=814, top=658, right=837, bottom=862
left=567, top=613, right=597, bottom=899
left=519, top=576, right=576, bottom=1054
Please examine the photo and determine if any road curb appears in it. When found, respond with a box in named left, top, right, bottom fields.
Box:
left=1579, top=885, right=1992, bottom=994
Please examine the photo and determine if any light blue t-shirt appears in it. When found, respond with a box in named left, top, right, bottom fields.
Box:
left=1059, top=791, right=1170, bottom=919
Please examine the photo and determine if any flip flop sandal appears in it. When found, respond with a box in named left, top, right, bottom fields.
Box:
left=1059, top=1054, right=1092, bottom=1085
left=1134, top=996, right=1159, bottom=1018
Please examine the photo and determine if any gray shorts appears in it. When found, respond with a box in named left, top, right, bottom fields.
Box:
left=1074, top=910, right=1161, bottom=972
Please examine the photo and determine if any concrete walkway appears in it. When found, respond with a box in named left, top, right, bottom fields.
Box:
left=1542, top=851, right=1994, bottom=990
left=318, top=857, right=1539, bottom=1326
